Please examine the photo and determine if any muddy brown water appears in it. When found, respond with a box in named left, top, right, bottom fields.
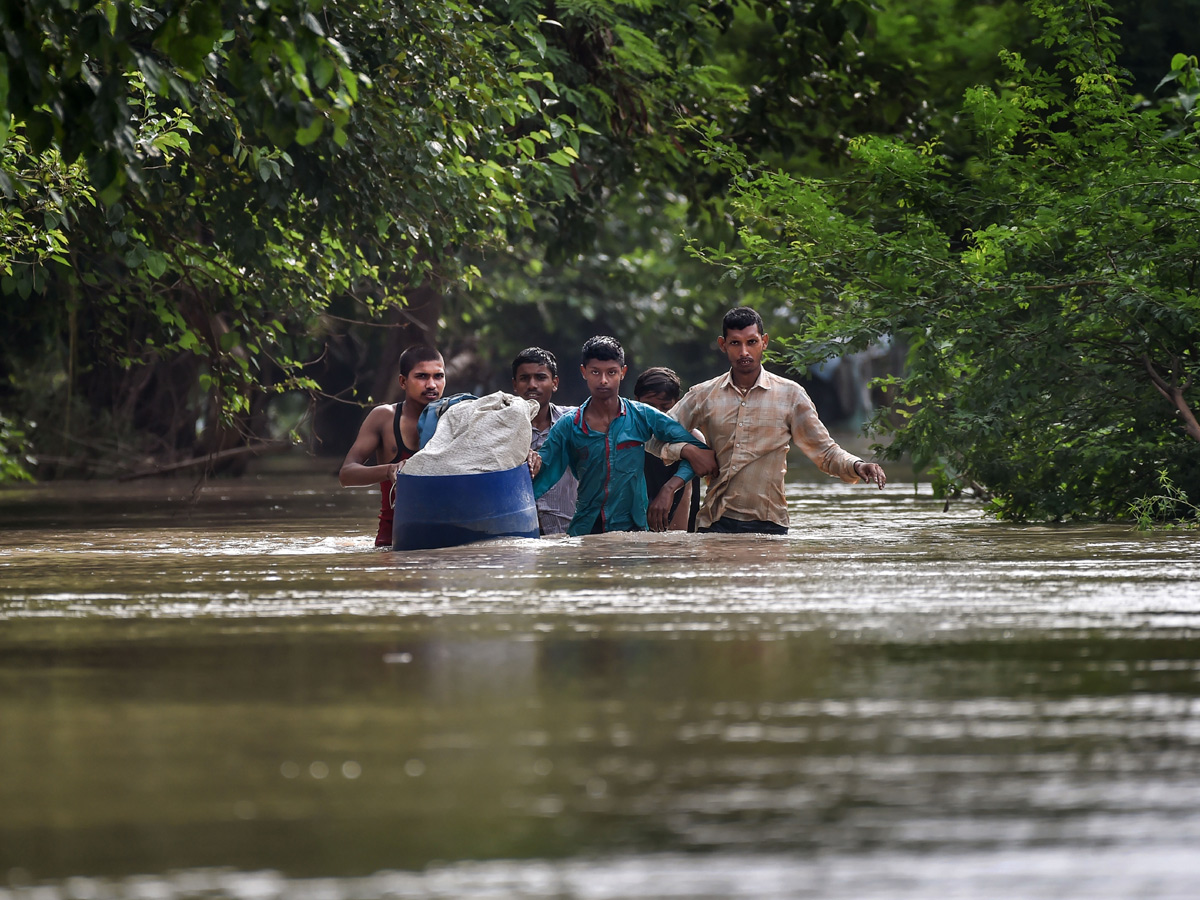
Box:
left=2, top=455, right=1199, bottom=899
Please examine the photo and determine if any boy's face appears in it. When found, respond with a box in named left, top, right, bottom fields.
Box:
left=580, top=358, right=626, bottom=401
left=512, top=363, right=558, bottom=409
left=636, top=391, right=675, bottom=413
left=398, top=359, right=446, bottom=407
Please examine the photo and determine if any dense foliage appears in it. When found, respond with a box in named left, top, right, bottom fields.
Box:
left=6, top=0, right=977, bottom=476
left=699, top=0, right=1200, bottom=519
left=439, top=0, right=1035, bottom=399
left=1, top=0, right=586, bottom=473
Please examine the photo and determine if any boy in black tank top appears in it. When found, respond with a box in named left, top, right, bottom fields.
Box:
left=339, top=346, right=446, bottom=546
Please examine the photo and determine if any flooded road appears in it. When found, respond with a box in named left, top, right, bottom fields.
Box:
left=2, top=458, right=1199, bottom=899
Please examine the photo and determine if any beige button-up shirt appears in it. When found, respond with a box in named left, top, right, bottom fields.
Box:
left=654, top=368, right=862, bottom=528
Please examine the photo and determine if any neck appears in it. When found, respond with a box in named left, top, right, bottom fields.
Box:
left=587, top=395, right=622, bottom=418
left=532, top=402, right=553, bottom=430
left=730, top=365, right=760, bottom=390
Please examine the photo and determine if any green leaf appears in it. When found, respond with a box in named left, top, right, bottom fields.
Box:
left=145, top=252, right=168, bottom=279
left=294, top=117, right=324, bottom=145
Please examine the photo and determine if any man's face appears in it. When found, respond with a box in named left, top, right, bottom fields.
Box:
left=636, top=391, right=675, bottom=413
left=580, top=358, right=626, bottom=401
left=513, top=363, right=558, bottom=409
left=718, top=325, right=768, bottom=375
left=399, top=359, right=446, bottom=407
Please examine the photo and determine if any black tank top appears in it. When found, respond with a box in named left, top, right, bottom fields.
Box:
left=391, top=402, right=416, bottom=462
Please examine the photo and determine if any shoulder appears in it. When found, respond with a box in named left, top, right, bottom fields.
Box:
left=548, top=408, right=579, bottom=434
left=626, top=399, right=666, bottom=425
left=760, top=368, right=803, bottom=392
left=761, top=371, right=815, bottom=411
left=691, top=373, right=727, bottom=393
left=681, top=373, right=728, bottom=402
left=363, top=403, right=396, bottom=429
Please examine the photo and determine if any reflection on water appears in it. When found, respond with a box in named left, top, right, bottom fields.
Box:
left=1, top=461, right=1199, bottom=899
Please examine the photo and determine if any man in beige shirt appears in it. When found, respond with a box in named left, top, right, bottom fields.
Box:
left=651, top=306, right=886, bottom=534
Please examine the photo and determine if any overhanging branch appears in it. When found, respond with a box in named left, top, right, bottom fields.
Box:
left=1143, top=355, right=1200, bottom=443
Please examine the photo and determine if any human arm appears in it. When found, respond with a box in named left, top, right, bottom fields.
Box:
left=531, top=417, right=570, bottom=499
left=648, top=477, right=693, bottom=531
left=338, top=407, right=399, bottom=486
left=644, top=406, right=708, bottom=484
left=646, top=389, right=717, bottom=475
left=648, top=425, right=705, bottom=530
left=787, top=388, right=883, bottom=487
left=669, top=480, right=693, bottom=530
left=678, top=443, right=717, bottom=477
left=852, top=460, right=887, bottom=489
left=647, top=474, right=688, bottom=532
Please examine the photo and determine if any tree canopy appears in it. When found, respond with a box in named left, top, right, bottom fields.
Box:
left=698, top=0, right=1200, bottom=520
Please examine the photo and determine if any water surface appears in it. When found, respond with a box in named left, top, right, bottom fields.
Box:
left=2, top=458, right=1198, bottom=899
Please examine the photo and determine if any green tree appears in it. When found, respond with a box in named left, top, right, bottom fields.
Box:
left=696, top=0, right=1200, bottom=520
left=0, top=0, right=582, bottom=477
left=429, top=0, right=1037, bottom=402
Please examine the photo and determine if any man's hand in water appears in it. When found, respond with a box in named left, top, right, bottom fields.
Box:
left=854, top=461, right=887, bottom=489
left=680, top=444, right=718, bottom=478
left=527, top=450, right=542, bottom=477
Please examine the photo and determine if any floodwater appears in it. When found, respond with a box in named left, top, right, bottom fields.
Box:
left=1, top=454, right=1199, bottom=900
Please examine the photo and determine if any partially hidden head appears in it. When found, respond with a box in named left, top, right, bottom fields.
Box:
left=511, top=346, right=560, bottom=408
left=397, top=344, right=446, bottom=407
left=633, top=366, right=681, bottom=412
left=579, top=335, right=627, bottom=401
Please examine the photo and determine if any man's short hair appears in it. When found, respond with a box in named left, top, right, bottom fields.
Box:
left=581, top=335, right=625, bottom=367
left=399, top=344, right=444, bottom=378
left=722, top=306, right=765, bottom=336
left=633, top=366, right=681, bottom=403
left=512, top=347, right=558, bottom=379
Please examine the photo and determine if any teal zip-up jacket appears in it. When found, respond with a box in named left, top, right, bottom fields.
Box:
left=533, top=397, right=708, bottom=536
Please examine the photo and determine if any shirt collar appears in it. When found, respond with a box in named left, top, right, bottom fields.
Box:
left=574, top=397, right=627, bottom=435
left=719, top=367, right=772, bottom=392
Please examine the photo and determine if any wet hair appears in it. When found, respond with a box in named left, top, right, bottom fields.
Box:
left=633, top=366, right=681, bottom=403
left=722, top=306, right=765, bottom=336
left=580, top=335, right=625, bottom=367
left=398, top=344, right=444, bottom=378
left=511, top=346, right=558, bottom=379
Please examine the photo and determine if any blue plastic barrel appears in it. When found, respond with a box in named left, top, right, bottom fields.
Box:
left=391, top=463, right=540, bottom=551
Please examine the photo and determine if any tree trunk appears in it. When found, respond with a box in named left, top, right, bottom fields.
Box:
left=369, top=278, right=442, bottom=404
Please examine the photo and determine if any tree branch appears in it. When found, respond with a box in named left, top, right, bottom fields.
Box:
left=117, top=440, right=294, bottom=481
left=1143, top=355, right=1200, bottom=443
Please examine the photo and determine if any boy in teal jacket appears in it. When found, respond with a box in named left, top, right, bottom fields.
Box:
left=531, top=336, right=716, bottom=536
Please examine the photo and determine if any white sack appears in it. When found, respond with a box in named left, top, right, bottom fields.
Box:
left=403, top=391, right=538, bottom=476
